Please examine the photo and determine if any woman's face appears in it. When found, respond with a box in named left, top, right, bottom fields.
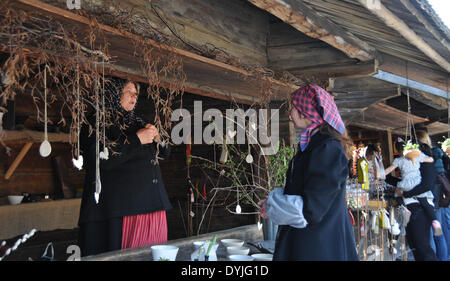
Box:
left=289, top=107, right=312, bottom=131
left=120, top=82, right=138, bottom=112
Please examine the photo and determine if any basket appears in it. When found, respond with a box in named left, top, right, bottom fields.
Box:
left=404, top=149, right=421, bottom=165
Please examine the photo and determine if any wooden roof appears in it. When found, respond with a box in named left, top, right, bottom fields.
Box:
left=2, top=0, right=449, bottom=135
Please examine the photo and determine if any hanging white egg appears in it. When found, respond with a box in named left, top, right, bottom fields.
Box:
left=39, top=140, right=52, bottom=158
left=235, top=204, right=241, bottom=214
left=245, top=153, right=253, bottom=163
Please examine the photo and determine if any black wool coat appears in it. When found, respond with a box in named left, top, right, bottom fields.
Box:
left=78, top=116, right=172, bottom=225
left=273, top=132, right=358, bottom=261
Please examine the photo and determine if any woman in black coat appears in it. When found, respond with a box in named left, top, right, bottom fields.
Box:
left=78, top=79, right=172, bottom=257
left=260, top=85, right=358, bottom=261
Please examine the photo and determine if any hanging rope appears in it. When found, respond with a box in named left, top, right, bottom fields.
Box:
left=446, top=76, right=449, bottom=138
left=404, top=61, right=417, bottom=143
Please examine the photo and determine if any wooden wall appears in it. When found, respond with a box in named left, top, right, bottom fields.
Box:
left=2, top=90, right=293, bottom=239
left=40, top=0, right=269, bottom=67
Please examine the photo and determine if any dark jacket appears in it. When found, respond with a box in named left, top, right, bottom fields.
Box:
left=273, top=132, right=358, bottom=261
left=78, top=116, right=172, bottom=224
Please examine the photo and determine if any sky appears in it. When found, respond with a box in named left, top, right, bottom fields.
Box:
left=427, top=0, right=450, bottom=29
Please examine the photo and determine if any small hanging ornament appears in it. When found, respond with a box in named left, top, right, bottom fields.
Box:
left=72, top=62, right=83, bottom=170
left=99, top=147, right=109, bottom=160
left=72, top=155, right=83, bottom=170
left=94, top=73, right=101, bottom=204
left=257, top=218, right=263, bottom=231
left=39, top=66, right=52, bottom=158
left=245, top=153, right=253, bottom=164
left=235, top=204, right=242, bottom=214
left=219, top=143, right=228, bottom=164
left=99, top=60, right=109, bottom=161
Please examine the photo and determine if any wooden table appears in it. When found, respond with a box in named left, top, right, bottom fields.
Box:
left=0, top=198, right=80, bottom=240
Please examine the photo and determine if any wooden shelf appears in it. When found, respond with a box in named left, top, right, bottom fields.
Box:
left=2, top=129, right=70, bottom=144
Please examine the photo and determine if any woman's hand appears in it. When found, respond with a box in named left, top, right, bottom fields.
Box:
left=147, top=124, right=161, bottom=143
left=258, top=195, right=269, bottom=219
left=136, top=125, right=156, bottom=144
left=395, top=187, right=403, bottom=197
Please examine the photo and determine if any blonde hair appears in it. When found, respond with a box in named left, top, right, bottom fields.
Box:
left=416, top=130, right=431, bottom=147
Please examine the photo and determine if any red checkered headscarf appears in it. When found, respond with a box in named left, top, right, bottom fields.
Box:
left=291, top=84, right=345, bottom=151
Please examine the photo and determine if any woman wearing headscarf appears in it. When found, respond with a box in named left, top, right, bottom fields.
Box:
left=78, top=79, right=172, bottom=257
left=259, top=84, right=358, bottom=261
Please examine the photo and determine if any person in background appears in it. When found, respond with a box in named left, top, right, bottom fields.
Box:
left=394, top=130, right=438, bottom=261
left=429, top=134, right=450, bottom=261
left=385, top=140, right=441, bottom=235
left=259, top=84, right=358, bottom=261
left=365, top=144, right=386, bottom=189
left=78, top=79, right=172, bottom=257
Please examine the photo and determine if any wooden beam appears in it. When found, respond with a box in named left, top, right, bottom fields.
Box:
left=2, top=130, right=70, bottom=143
left=358, top=0, right=450, bottom=72
left=328, top=76, right=398, bottom=92
left=10, top=0, right=297, bottom=104
left=247, top=0, right=377, bottom=61
left=407, top=89, right=448, bottom=110
left=349, top=103, right=429, bottom=135
left=373, top=70, right=449, bottom=99
left=386, top=128, right=394, bottom=175
left=290, top=60, right=378, bottom=78
left=378, top=53, right=449, bottom=93
left=5, top=142, right=33, bottom=180
left=399, top=0, right=450, bottom=52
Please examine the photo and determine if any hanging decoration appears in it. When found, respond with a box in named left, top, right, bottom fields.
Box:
left=72, top=61, right=83, bottom=170
left=403, top=62, right=420, bottom=164
left=99, top=58, right=109, bottom=160
left=39, top=65, right=52, bottom=158
left=357, top=156, right=369, bottom=190
left=94, top=71, right=102, bottom=204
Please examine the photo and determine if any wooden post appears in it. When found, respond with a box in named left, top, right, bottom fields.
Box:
left=5, top=142, right=33, bottom=180
left=386, top=129, right=394, bottom=176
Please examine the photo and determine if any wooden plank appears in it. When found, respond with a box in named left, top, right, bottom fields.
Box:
left=328, top=77, right=398, bottom=92
left=426, top=121, right=450, bottom=136
left=247, top=0, right=377, bottom=61
left=2, top=130, right=70, bottom=143
left=291, top=60, right=378, bottom=78
left=357, top=0, right=450, bottom=72
left=9, top=0, right=297, bottom=103
left=398, top=0, right=450, bottom=52
left=300, top=0, right=448, bottom=71
left=349, top=103, right=429, bottom=134
left=268, top=43, right=355, bottom=70
left=387, top=129, right=393, bottom=167
left=4, top=142, right=33, bottom=180
left=378, top=53, right=449, bottom=93
left=408, top=90, right=448, bottom=110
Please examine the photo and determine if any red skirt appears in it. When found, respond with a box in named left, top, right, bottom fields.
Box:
left=121, top=210, right=168, bottom=249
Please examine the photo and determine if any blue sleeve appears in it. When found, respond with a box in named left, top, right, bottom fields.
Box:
left=265, top=188, right=308, bottom=228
